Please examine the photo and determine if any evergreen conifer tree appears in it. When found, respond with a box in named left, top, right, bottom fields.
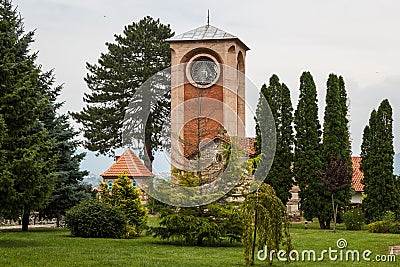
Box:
left=38, top=71, right=92, bottom=226
left=257, top=74, right=293, bottom=203
left=361, top=100, right=400, bottom=222
left=72, top=17, right=174, bottom=170
left=293, top=72, right=324, bottom=227
left=99, top=173, right=148, bottom=236
left=321, top=74, right=352, bottom=228
left=0, top=0, right=56, bottom=231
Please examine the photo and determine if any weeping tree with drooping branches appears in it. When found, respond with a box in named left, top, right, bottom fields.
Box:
left=242, top=183, right=293, bottom=266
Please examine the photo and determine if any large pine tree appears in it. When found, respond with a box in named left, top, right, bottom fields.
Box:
left=361, top=100, right=400, bottom=222
left=257, top=74, right=293, bottom=203
left=293, top=71, right=324, bottom=226
left=321, top=74, right=352, bottom=228
left=72, top=16, right=173, bottom=170
left=0, top=0, right=56, bottom=231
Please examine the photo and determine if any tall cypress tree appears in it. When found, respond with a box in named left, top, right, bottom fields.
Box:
left=321, top=74, right=352, bottom=228
left=294, top=71, right=324, bottom=226
left=72, top=17, right=174, bottom=170
left=257, top=74, right=293, bottom=203
left=0, top=0, right=56, bottom=231
left=323, top=74, right=342, bottom=160
left=361, top=100, right=400, bottom=222
left=338, top=76, right=349, bottom=128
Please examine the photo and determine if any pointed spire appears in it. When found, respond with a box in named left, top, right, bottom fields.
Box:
left=207, top=10, right=210, bottom=26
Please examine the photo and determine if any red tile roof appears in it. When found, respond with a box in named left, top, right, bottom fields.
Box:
left=352, top=156, right=364, bottom=192
left=100, top=149, right=153, bottom=178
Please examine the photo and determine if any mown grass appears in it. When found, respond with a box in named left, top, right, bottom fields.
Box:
left=0, top=220, right=399, bottom=266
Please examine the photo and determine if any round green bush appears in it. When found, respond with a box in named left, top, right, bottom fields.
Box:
left=342, top=209, right=365, bottom=230
left=65, top=199, right=128, bottom=238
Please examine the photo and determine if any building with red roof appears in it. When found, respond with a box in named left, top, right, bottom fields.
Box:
left=287, top=156, right=365, bottom=216
left=100, top=149, right=153, bottom=193
left=351, top=156, right=364, bottom=204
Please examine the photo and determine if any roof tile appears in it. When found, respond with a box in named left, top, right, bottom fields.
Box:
left=167, top=24, right=250, bottom=51
left=352, top=156, right=364, bottom=192
left=167, top=24, right=236, bottom=41
left=100, top=149, right=153, bottom=178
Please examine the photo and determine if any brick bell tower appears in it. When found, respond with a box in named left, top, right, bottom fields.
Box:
left=168, top=24, right=249, bottom=169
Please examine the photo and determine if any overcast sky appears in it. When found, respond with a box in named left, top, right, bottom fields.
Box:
left=13, top=0, right=400, bottom=156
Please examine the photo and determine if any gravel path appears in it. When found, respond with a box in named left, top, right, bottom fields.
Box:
left=0, top=224, right=55, bottom=230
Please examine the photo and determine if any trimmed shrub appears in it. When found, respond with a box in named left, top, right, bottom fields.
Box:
left=342, top=209, right=364, bottom=230
left=367, top=210, right=400, bottom=234
left=65, top=199, right=128, bottom=238
left=368, top=221, right=400, bottom=234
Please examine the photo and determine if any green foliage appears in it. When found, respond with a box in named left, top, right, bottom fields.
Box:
left=0, top=116, right=6, bottom=202
left=322, top=74, right=353, bottom=227
left=146, top=196, right=169, bottom=215
left=72, top=16, right=174, bottom=169
left=38, top=70, right=92, bottom=224
left=342, top=209, right=365, bottom=230
left=0, top=115, right=5, bottom=142
left=0, top=0, right=56, bottom=230
left=368, top=221, right=400, bottom=234
left=361, top=100, right=400, bottom=223
left=151, top=200, right=242, bottom=246
left=241, top=183, right=292, bottom=265
left=323, top=74, right=352, bottom=163
left=382, top=211, right=397, bottom=222
left=320, top=157, right=352, bottom=231
left=256, top=74, right=294, bottom=204
left=149, top=171, right=243, bottom=246
left=65, top=199, right=128, bottom=238
left=293, top=72, right=324, bottom=223
left=99, top=173, right=148, bottom=235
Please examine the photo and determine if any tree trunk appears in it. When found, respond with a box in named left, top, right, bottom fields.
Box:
left=318, top=217, right=331, bottom=229
left=141, top=86, right=155, bottom=173
left=325, top=218, right=331, bottom=230
left=56, top=214, right=60, bottom=228
left=22, top=211, right=30, bottom=232
left=319, top=219, right=326, bottom=229
left=332, top=199, right=339, bottom=232
left=144, top=129, right=154, bottom=172
left=332, top=193, right=337, bottom=232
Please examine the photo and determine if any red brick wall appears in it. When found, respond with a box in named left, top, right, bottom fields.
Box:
left=183, top=82, right=223, bottom=156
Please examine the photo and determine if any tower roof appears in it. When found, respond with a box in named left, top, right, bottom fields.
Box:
left=167, top=24, right=249, bottom=50
left=100, top=149, right=153, bottom=178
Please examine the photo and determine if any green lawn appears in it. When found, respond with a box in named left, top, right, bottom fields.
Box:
left=0, top=221, right=399, bottom=266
